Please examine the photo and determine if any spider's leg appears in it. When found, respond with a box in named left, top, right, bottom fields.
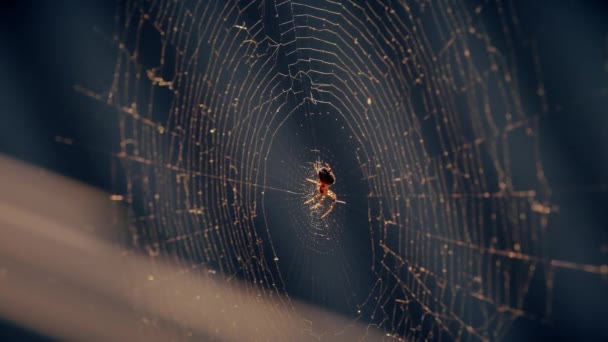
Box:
left=311, top=195, right=325, bottom=209
left=304, top=193, right=321, bottom=205
left=320, top=190, right=337, bottom=219
left=305, top=178, right=317, bottom=184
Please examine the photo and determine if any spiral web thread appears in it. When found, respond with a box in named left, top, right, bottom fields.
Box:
left=77, top=0, right=608, bottom=340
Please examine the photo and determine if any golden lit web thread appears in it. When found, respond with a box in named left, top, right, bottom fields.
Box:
left=86, top=0, right=608, bottom=341
left=104, top=1, right=301, bottom=338
left=271, top=1, right=552, bottom=340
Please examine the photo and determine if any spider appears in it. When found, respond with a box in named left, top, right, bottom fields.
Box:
left=304, top=162, right=342, bottom=219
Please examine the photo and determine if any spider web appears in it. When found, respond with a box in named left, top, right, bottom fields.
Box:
left=78, top=0, right=608, bottom=340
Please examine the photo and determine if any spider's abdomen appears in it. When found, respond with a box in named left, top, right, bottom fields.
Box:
left=319, top=168, right=335, bottom=185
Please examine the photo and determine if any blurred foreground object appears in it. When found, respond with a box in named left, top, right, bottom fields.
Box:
left=0, top=156, right=383, bottom=341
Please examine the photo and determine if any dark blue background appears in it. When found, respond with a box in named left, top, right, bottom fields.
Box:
left=1, top=1, right=607, bottom=341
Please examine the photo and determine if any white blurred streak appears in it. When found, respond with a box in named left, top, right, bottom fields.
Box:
left=0, top=156, right=384, bottom=341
